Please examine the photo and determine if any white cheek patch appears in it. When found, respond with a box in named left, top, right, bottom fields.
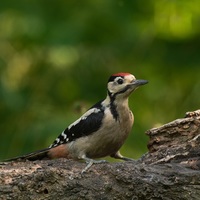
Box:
left=107, top=82, right=115, bottom=93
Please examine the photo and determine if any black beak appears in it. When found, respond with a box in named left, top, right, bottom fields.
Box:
left=132, top=79, right=148, bottom=86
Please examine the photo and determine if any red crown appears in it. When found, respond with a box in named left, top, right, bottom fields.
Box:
left=111, top=72, right=131, bottom=77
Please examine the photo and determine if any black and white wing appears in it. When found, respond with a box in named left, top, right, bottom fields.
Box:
left=49, top=101, right=105, bottom=148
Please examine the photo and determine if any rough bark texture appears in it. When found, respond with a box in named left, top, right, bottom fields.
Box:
left=0, top=110, right=200, bottom=200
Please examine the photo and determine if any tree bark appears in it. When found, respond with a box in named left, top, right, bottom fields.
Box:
left=0, top=110, right=200, bottom=200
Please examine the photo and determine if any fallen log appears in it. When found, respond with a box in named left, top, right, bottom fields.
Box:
left=0, top=110, right=200, bottom=200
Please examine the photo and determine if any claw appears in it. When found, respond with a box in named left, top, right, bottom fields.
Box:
left=81, top=156, right=107, bottom=173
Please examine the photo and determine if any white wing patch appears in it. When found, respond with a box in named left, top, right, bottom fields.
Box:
left=61, top=131, right=67, bottom=139
left=68, top=108, right=101, bottom=130
left=56, top=138, right=60, bottom=143
left=49, top=107, right=102, bottom=148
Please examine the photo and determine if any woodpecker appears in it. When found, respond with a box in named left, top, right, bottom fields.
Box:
left=5, top=73, right=148, bottom=172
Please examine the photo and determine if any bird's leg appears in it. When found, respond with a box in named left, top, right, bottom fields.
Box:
left=81, top=155, right=107, bottom=173
left=110, top=151, right=135, bottom=161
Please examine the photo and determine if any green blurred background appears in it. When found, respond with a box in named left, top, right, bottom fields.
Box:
left=0, top=0, right=200, bottom=160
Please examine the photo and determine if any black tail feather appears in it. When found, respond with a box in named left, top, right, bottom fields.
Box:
left=3, top=148, right=50, bottom=162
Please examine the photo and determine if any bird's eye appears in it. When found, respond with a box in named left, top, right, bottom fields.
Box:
left=117, top=78, right=124, bottom=84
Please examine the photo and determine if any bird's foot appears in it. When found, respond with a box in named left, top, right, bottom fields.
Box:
left=81, top=158, right=107, bottom=173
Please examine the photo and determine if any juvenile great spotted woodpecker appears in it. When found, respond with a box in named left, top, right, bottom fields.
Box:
left=5, top=73, right=148, bottom=172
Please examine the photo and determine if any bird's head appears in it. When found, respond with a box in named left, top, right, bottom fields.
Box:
left=107, top=72, right=148, bottom=98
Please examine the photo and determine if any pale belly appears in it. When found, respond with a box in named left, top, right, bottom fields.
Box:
left=69, top=111, right=133, bottom=159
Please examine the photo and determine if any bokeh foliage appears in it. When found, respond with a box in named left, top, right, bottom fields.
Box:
left=0, top=0, right=200, bottom=160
